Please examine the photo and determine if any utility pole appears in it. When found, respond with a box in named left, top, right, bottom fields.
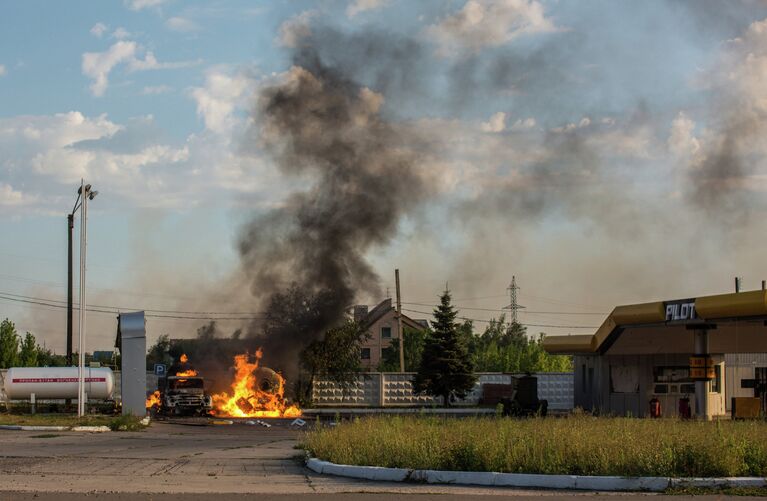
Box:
left=67, top=213, right=74, bottom=367
left=395, top=269, right=404, bottom=372
left=76, top=181, right=98, bottom=417
left=505, top=276, right=525, bottom=325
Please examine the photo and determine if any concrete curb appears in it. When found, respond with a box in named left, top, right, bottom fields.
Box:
left=0, top=425, right=69, bottom=431
left=0, top=425, right=111, bottom=432
left=305, top=458, right=767, bottom=492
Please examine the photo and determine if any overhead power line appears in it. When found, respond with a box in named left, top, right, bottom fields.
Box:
left=0, top=291, right=263, bottom=321
left=401, top=301, right=607, bottom=315
left=400, top=308, right=598, bottom=329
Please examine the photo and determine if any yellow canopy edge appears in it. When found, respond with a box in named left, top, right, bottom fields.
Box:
left=543, top=291, right=767, bottom=355
left=542, top=334, right=594, bottom=354
left=696, top=290, right=767, bottom=319
left=611, top=302, right=666, bottom=324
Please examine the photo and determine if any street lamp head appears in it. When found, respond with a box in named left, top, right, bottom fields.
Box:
left=89, top=190, right=98, bottom=200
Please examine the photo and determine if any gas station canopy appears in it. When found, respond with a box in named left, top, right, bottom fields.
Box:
left=543, top=290, right=767, bottom=356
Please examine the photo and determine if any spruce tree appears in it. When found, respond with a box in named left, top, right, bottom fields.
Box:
left=413, top=290, right=477, bottom=406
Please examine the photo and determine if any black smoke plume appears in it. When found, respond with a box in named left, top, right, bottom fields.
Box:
left=238, top=34, right=429, bottom=378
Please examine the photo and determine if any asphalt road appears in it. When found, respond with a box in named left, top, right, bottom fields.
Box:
left=0, top=420, right=759, bottom=499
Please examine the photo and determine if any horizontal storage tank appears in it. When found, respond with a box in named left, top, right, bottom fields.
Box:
left=3, top=367, right=115, bottom=400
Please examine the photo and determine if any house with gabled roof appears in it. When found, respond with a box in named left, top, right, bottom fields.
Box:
left=352, top=299, right=429, bottom=370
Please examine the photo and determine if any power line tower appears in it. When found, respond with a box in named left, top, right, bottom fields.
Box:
left=504, top=276, right=525, bottom=325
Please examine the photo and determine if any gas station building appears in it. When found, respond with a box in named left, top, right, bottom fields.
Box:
left=543, top=290, right=767, bottom=419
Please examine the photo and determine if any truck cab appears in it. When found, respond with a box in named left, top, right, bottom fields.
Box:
left=159, top=376, right=212, bottom=416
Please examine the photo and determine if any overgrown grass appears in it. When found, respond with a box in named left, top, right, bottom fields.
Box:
left=302, top=414, right=767, bottom=477
left=0, top=413, right=147, bottom=431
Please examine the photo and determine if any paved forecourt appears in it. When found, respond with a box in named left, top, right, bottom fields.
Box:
left=0, top=420, right=723, bottom=499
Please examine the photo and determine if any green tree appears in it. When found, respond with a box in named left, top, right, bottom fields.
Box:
left=18, top=332, right=38, bottom=367
left=0, top=318, right=20, bottom=368
left=35, top=346, right=66, bottom=367
left=146, top=333, right=173, bottom=370
left=413, top=290, right=476, bottom=406
left=299, top=320, right=370, bottom=403
left=377, top=327, right=427, bottom=372
left=472, top=316, right=572, bottom=373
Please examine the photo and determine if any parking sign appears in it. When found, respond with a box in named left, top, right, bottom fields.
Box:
left=154, top=364, right=166, bottom=377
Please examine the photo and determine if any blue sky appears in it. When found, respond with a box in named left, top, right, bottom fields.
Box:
left=3, top=0, right=767, bottom=353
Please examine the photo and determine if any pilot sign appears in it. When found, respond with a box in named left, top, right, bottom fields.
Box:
left=665, top=299, right=697, bottom=322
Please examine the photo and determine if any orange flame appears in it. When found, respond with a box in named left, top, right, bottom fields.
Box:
left=212, top=349, right=301, bottom=418
left=145, top=390, right=161, bottom=409
left=175, top=353, right=197, bottom=376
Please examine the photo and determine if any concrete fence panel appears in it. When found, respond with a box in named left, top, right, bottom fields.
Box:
left=312, top=372, right=574, bottom=409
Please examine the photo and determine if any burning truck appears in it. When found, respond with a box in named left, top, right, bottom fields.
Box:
left=146, top=351, right=300, bottom=418
left=146, top=354, right=212, bottom=416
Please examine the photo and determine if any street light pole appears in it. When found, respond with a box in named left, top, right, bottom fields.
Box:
left=76, top=181, right=97, bottom=417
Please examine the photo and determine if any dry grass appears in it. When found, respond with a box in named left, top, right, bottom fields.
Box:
left=302, top=414, right=767, bottom=477
left=0, top=413, right=146, bottom=431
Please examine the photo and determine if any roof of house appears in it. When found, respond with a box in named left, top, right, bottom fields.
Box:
left=360, top=299, right=428, bottom=331
left=543, top=289, right=767, bottom=355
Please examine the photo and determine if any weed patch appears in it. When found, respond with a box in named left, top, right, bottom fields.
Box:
left=302, top=415, right=767, bottom=477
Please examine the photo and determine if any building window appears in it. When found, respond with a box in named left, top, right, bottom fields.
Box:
left=653, top=366, right=696, bottom=395
left=361, top=348, right=371, bottom=360
left=381, top=327, right=392, bottom=339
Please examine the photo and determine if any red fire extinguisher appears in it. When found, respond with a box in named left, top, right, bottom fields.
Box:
left=678, top=397, right=691, bottom=419
left=649, top=397, right=662, bottom=418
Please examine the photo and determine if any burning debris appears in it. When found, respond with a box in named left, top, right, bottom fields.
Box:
left=145, top=390, right=161, bottom=409
left=212, top=349, right=301, bottom=418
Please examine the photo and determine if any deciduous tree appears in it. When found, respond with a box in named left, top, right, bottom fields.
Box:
left=299, top=320, right=370, bottom=403
left=18, top=332, right=38, bottom=367
left=0, top=318, right=20, bottom=368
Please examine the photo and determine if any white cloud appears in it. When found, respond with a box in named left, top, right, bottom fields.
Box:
left=0, top=183, right=33, bottom=207
left=142, top=84, right=173, bottom=95
left=124, top=0, right=167, bottom=11
left=190, top=68, right=254, bottom=135
left=277, top=11, right=315, bottom=48
left=0, top=111, right=122, bottom=150
left=0, top=108, right=287, bottom=214
left=510, top=117, right=536, bottom=131
left=481, top=111, right=506, bottom=132
left=82, top=41, right=138, bottom=97
left=0, top=65, right=5, bottom=77
left=90, top=22, right=108, bottom=38
left=427, top=0, right=559, bottom=55
left=347, top=0, right=388, bottom=18
left=82, top=41, right=200, bottom=96
left=112, top=27, right=131, bottom=40
left=668, top=112, right=701, bottom=158
left=127, top=51, right=200, bottom=72
left=166, top=16, right=200, bottom=32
